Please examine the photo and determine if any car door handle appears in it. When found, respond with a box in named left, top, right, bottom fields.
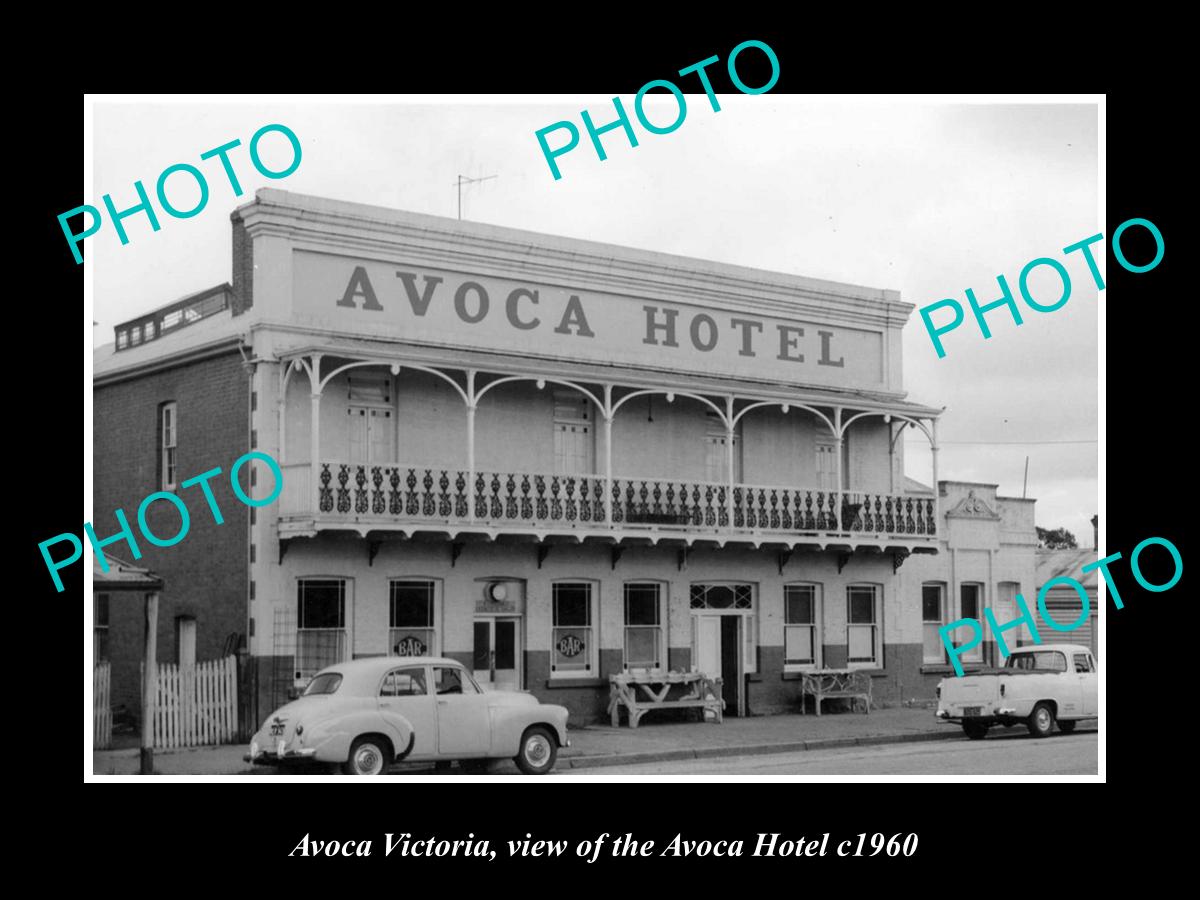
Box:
left=438, top=700, right=449, bottom=706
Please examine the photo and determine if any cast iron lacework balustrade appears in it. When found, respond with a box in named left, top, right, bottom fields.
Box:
left=336, top=464, right=351, bottom=513
left=308, top=463, right=935, bottom=539
left=318, top=463, right=333, bottom=512
left=355, top=466, right=369, bottom=514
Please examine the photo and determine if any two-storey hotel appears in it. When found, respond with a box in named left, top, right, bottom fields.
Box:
left=94, top=190, right=1039, bottom=729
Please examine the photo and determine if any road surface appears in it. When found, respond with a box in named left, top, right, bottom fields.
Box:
left=556, top=731, right=1098, bottom=776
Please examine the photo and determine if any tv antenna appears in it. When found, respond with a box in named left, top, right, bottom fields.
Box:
left=454, top=173, right=497, bottom=220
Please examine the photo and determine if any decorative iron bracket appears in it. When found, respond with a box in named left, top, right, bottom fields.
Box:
left=611, top=545, right=625, bottom=570
left=678, top=547, right=693, bottom=572
left=368, top=540, right=381, bottom=567
left=837, top=551, right=852, bottom=574
left=778, top=549, right=793, bottom=575
left=893, top=549, right=910, bottom=573
left=537, top=544, right=551, bottom=569
left=451, top=541, right=465, bottom=567
left=278, top=538, right=290, bottom=565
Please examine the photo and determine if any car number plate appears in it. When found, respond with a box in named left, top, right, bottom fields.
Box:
left=962, top=706, right=981, bottom=717
left=277, top=738, right=287, bottom=757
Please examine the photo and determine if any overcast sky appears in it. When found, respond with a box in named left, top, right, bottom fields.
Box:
left=90, top=97, right=1099, bottom=545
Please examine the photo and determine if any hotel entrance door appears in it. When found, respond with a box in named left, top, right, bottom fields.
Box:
left=694, top=614, right=743, bottom=716
left=473, top=617, right=521, bottom=691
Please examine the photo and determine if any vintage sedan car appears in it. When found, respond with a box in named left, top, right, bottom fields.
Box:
left=245, top=657, right=570, bottom=775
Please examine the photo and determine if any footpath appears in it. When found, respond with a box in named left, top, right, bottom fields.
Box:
left=92, top=707, right=955, bottom=776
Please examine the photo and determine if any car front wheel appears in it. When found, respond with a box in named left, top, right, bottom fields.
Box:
left=514, top=726, right=557, bottom=775
left=343, top=736, right=390, bottom=775
left=1027, top=703, right=1055, bottom=738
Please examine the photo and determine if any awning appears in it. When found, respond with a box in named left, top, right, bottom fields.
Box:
left=93, top=555, right=164, bottom=591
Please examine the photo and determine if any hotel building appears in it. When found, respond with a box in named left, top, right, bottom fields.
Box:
left=93, top=190, right=1038, bottom=728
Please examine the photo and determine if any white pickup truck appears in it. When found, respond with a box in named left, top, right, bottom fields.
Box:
left=936, top=643, right=1098, bottom=739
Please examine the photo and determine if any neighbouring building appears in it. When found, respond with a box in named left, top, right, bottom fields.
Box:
left=1033, top=549, right=1099, bottom=660
left=901, top=482, right=1038, bottom=697
left=92, top=189, right=1042, bottom=728
left=92, top=555, right=163, bottom=737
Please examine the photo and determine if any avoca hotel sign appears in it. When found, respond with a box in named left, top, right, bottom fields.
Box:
left=291, top=251, right=888, bottom=390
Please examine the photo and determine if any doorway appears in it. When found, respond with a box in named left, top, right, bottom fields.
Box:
left=473, top=616, right=521, bottom=691
left=693, top=614, right=744, bottom=716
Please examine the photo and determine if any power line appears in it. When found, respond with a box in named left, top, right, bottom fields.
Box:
left=903, top=439, right=1097, bottom=445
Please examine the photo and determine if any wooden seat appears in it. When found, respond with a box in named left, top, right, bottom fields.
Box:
left=799, top=669, right=872, bottom=715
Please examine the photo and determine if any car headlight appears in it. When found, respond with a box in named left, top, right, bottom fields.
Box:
left=296, top=724, right=304, bottom=735
left=936, top=685, right=941, bottom=699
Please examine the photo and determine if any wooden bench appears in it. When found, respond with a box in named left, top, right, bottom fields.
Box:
left=608, top=672, right=724, bottom=727
left=799, top=669, right=872, bottom=715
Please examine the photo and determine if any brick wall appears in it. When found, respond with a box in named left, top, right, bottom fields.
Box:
left=93, top=350, right=250, bottom=717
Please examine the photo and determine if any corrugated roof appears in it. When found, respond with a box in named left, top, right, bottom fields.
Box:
left=94, top=304, right=247, bottom=380
left=1036, top=548, right=1097, bottom=589
left=904, top=475, right=933, bottom=494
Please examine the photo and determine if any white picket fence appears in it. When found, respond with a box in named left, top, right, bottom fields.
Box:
left=93, top=662, right=112, bottom=749
left=143, top=655, right=239, bottom=748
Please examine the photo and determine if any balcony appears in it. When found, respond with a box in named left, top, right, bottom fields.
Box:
left=278, top=461, right=937, bottom=547
left=272, top=349, right=944, bottom=552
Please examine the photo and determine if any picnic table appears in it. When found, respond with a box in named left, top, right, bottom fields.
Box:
left=608, top=671, right=724, bottom=727
left=799, top=668, right=872, bottom=715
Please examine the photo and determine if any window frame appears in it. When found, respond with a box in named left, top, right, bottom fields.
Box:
left=550, top=580, right=599, bottom=679
left=921, top=582, right=947, bottom=664
left=622, top=581, right=666, bottom=673
left=703, top=413, right=741, bottom=484
left=846, top=583, right=882, bottom=670
left=814, top=434, right=839, bottom=492
left=295, top=577, right=350, bottom=683
left=387, top=578, right=441, bottom=658
left=552, top=390, right=594, bottom=476
left=94, top=592, right=110, bottom=662
left=783, top=582, right=822, bottom=672
left=160, top=401, right=178, bottom=491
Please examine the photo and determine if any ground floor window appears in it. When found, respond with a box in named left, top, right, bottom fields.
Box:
left=94, top=593, right=110, bottom=661
left=847, top=584, right=881, bottom=668
left=552, top=582, right=595, bottom=676
left=389, top=579, right=438, bottom=657
left=624, top=582, right=664, bottom=671
left=783, top=584, right=820, bottom=670
left=297, top=578, right=347, bottom=680
left=922, top=582, right=946, bottom=663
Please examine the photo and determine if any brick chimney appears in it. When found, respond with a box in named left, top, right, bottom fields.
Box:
left=229, top=210, right=253, bottom=316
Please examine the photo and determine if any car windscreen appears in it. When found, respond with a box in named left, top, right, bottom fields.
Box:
left=302, top=673, right=343, bottom=696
